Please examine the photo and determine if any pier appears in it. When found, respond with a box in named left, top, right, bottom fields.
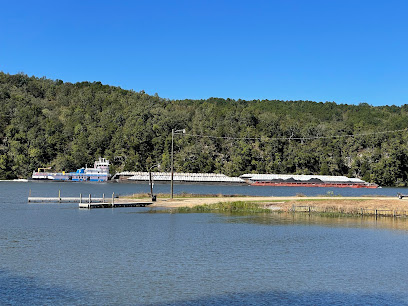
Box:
left=28, top=191, right=152, bottom=209
left=28, top=196, right=106, bottom=203
left=78, top=202, right=152, bottom=209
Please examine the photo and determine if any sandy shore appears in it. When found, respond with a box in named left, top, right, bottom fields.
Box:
left=136, top=195, right=408, bottom=211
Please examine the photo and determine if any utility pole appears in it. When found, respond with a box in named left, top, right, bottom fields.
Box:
left=148, top=164, right=160, bottom=201
left=171, top=129, right=185, bottom=199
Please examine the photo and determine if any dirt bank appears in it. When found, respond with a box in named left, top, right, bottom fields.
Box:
left=144, top=196, right=408, bottom=211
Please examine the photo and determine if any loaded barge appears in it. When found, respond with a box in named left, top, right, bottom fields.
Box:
left=240, top=174, right=378, bottom=188
left=112, top=172, right=245, bottom=184
left=113, top=171, right=377, bottom=188
left=32, top=158, right=110, bottom=182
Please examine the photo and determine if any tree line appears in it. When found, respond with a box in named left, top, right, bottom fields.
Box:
left=1, top=72, right=408, bottom=186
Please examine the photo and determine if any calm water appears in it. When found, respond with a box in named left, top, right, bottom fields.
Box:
left=10, top=180, right=408, bottom=198
left=2, top=181, right=408, bottom=305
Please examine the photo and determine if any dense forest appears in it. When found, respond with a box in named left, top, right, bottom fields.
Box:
left=1, top=72, right=408, bottom=186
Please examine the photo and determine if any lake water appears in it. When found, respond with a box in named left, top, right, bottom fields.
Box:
left=2, top=181, right=408, bottom=305
left=11, top=180, right=408, bottom=198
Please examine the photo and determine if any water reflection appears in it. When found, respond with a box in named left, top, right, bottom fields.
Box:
left=3, top=182, right=408, bottom=305
left=219, top=212, right=408, bottom=232
left=152, top=290, right=407, bottom=306
left=1, top=180, right=408, bottom=198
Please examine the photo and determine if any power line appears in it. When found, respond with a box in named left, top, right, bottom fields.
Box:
left=184, top=128, right=408, bottom=142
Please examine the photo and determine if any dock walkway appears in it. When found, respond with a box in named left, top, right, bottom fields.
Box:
left=79, top=202, right=152, bottom=209
left=28, top=197, right=106, bottom=203
left=28, top=192, right=152, bottom=209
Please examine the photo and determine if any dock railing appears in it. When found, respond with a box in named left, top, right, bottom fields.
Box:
left=28, top=191, right=152, bottom=209
left=28, top=190, right=115, bottom=204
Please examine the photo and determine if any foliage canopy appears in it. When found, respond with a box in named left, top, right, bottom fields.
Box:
left=1, top=72, right=408, bottom=186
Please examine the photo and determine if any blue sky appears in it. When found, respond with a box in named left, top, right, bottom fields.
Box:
left=1, top=0, right=407, bottom=106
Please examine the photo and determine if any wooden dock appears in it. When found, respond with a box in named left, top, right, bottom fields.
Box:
left=28, top=191, right=152, bottom=209
left=28, top=197, right=107, bottom=203
left=28, top=190, right=113, bottom=203
left=79, top=202, right=152, bottom=209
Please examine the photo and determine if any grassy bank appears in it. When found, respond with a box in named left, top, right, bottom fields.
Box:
left=146, top=197, right=408, bottom=218
left=119, top=192, right=408, bottom=217
left=173, top=201, right=270, bottom=213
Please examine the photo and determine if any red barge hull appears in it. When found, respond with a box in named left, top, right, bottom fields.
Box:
left=251, top=182, right=378, bottom=188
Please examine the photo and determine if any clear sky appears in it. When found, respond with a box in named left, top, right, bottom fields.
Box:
left=1, top=0, right=407, bottom=106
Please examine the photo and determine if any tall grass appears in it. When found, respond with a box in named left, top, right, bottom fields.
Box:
left=173, top=201, right=270, bottom=213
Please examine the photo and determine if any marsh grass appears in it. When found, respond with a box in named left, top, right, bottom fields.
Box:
left=311, top=211, right=362, bottom=218
left=175, top=201, right=271, bottom=213
left=146, top=201, right=270, bottom=214
left=147, top=203, right=408, bottom=218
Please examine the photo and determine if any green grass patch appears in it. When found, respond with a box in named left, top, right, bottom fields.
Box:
left=175, top=201, right=270, bottom=213
left=151, top=201, right=270, bottom=214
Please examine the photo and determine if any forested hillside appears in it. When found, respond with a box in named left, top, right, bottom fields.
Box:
left=1, top=72, right=408, bottom=186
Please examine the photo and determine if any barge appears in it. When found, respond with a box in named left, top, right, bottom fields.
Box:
left=111, top=171, right=377, bottom=188
left=32, top=158, right=110, bottom=182
left=240, top=174, right=378, bottom=188
left=112, top=172, right=246, bottom=184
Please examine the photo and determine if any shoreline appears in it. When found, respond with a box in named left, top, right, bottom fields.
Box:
left=121, top=195, right=408, bottom=212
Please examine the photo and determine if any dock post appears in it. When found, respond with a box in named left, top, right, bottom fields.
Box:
left=103, top=193, right=105, bottom=203
left=80, top=193, right=82, bottom=203
left=59, top=190, right=61, bottom=203
left=112, top=192, right=114, bottom=207
left=89, top=194, right=91, bottom=204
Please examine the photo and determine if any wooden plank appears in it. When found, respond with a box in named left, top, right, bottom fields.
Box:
left=79, top=202, right=152, bottom=209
